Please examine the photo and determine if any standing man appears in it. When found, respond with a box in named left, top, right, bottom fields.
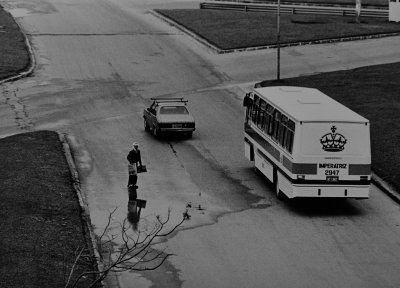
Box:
left=127, top=142, right=142, bottom=188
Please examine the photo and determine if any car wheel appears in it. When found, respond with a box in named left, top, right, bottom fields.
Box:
left=153, top=126, right=159, bottom=137
left=144, top=120, right=150, bottom=132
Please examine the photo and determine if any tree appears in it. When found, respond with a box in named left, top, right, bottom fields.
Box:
left=64, top=207, right=189, bottom=288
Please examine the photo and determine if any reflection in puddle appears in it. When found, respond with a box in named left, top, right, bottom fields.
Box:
left=127, top=201, right=140, bottom=230
left=127, top=185, right=147, bottom=231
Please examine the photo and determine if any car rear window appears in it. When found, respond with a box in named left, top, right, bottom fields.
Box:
left=160, top=106, right=189, bottom=115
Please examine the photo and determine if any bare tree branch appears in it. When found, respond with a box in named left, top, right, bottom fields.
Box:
left=98, top=207, right=118, bottom=241
left=64, top=247, right=85, bottom=288
left=66, top=208, right=187, bottom=288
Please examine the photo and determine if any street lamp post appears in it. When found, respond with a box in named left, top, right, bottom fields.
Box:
left=277, top=0, right=281, bottom=81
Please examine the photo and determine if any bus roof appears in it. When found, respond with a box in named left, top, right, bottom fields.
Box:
left=253, top=86, right=369, bottom=123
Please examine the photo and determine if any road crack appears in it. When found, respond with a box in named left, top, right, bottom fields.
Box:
left=1, top=84, right=34, bottom=130
left=168, top=142, right=186, bottom=169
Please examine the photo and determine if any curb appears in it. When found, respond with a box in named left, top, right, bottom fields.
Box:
left=150, top=10, right=222, bottom=52
left=0, top=9, right=36, bottom=85
left=372, top=172, right=400, bottom=204
left=151, top=9, right=400, bottom=54
left=58, top=132, right=105, bottom=287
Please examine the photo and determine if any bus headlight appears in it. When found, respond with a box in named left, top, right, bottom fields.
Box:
left=297, top=175, right=305, bottom=180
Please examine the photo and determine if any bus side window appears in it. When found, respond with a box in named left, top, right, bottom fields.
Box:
left=245, top=96, right=253, bottom=124
left=272, top=110, right=281, bottom=141
left=258, top=100, right=266, bottom=130
left=266, top=105, right=274, bottom=136
left=264, top=104, right=271, bottom=134
left=279, top=115, right=288, bottom=147
left=252, top=96, right=259, bottom=123
left=285, top=120, right=295, bottom=153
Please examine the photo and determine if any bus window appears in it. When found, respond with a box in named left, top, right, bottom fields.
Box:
left=251, top=96, right=259, bottom=123
left=258, top=100, right=267, bottom=130
left=285, top=120, right=295, bottom=153
left=266, top=105, right=274, bottom=136
left=272, top=110, right=281, bottom=141
left=263, top=104, right=271, bottom=133
left=279, top=115, right=288, bottom=147
left=245, top=101, right=253, bottom=124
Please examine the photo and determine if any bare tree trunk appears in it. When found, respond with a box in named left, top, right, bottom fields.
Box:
left=355, top=0, right=361, bottom=23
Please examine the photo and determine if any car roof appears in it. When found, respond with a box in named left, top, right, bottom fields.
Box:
left=152, top=98, right=188, bottom=107
left=157, top=102, right=187, bottom=107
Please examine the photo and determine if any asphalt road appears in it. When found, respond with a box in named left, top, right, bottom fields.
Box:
left=2, top=0, right=400, bottom=287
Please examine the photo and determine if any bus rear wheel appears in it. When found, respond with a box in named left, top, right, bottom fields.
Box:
left=275, top=172, right=286, bottom=201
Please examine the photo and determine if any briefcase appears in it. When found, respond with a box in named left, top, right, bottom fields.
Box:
left=137, top=165, right=147, bottom=173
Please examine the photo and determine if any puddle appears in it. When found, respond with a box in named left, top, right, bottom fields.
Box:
left=250, top=198, right=272, bottom=209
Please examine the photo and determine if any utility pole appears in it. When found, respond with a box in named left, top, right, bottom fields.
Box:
left=277, top=0, right=281, bottom=81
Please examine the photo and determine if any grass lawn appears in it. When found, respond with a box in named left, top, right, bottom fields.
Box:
left=0, top=131, right=97, bottom=288
left=0, top=7, right=30, bottom=80
left=156, top=9, right=400, bottom=50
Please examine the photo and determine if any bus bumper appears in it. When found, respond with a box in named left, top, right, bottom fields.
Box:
left=290, top=185, right=370, bottom=199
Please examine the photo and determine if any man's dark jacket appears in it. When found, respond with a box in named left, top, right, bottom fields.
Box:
left=127, top=149, right=142, bottom=165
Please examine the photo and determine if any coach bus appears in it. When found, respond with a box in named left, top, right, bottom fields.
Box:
left=243, top=86, right=371, bottom=199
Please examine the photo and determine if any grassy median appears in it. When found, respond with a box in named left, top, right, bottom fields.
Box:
left=0, top=6, right=30, bottom=80
left=156, top=9, right=400, bottom=50
left=0, top=131, right=97, bottom=288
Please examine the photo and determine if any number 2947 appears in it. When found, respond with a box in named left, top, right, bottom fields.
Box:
left=325, top=170, right=339, bottom=176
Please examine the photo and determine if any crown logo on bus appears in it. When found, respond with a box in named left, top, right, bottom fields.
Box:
left=320, top=126, right=347, bottom=152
